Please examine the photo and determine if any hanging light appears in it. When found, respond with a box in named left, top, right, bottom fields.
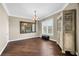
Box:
left=32, top=10, right=39, bottom=21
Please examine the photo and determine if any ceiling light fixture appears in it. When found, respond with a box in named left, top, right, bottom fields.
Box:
left=32, top=10, right=39, bottom=21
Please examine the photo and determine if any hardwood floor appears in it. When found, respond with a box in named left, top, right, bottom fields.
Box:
left=1, top=37, right=74, bottom=56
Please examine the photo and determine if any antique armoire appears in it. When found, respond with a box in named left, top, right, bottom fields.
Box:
left=63, top=9, right=76, bottom=54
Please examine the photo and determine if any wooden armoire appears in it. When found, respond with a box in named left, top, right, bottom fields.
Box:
left=63, top=9, right=76, bottom=53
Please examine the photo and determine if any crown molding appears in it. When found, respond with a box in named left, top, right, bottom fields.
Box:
left=2, top=3, right=32, bottom=20
left=62, top=3, right=69, bottom=10
left=9, top=15, right=32, bottom=20
left=2, top=3, right=10, bottom=15
left=40, top=3, right=69, bottom=21
left=2, top=3, right=69, bottom=21
left=2, top=3, right=34, bottom=20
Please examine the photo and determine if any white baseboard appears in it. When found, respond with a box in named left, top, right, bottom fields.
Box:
left=0, top=41, right=9, bottom=55
left=50, top=39, right=57, bottom=42
left=62, top=50, right=65, bottom=53
left=9, top=38, right=25, bottom=42
left=9, top=36, right=40, bottom=42
left=76, top=52, right=79, bottom=56
left=50, top=39, right=65, bottom=54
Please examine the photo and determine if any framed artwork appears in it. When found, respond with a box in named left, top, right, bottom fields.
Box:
left=20, top=21, right=36, bottom=33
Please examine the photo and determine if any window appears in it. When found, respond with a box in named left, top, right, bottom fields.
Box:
left=48, top=26, right=52, bottom=34
left=43, top=26, right=47, bottom=34
left=42, top=19, right=53, bottom=36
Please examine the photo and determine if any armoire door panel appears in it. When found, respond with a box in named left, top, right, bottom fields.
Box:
left=63, top=9, right=76, bottom=52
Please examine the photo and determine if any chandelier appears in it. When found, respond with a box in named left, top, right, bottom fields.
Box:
left=32, top=10, right=39, bottom=21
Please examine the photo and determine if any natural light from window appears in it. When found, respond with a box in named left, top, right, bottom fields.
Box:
left=42, top=18, right=53, bottom=36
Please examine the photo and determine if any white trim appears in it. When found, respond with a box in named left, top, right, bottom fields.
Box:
left=57, top=13, right=62, bottom=19
left=9, top=15, right=31, bottom=20
left=61, top=3, right=69, bottom=10
left=40, top=3, right=69, bottom=20
left=62, top=50, right=65, bottom=53
left=0, top=41, right=9, bottom=55
left=50, top=39, right=56, bottom=42
left=76, top=52, right=79, bottom=56
left=9, top=36, right=40, bottom=42
left=2, top=3, right=31, bottom=20
left=40, top=9, right=62, bottom=20
left=2, top=3, right=10, bottom=15
left=2, top=3, right=69, bottom=21
left=50, top=39, right=65, bottom=54
left=9, top=38, right=27, bottom=42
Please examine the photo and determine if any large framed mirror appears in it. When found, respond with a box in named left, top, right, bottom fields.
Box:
left=20, top=21, right=36, bottom=33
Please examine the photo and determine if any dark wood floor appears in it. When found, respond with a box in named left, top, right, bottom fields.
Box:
left=1, top=37, right=74, bottom=56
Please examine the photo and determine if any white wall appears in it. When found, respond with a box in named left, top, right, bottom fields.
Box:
left=9, top=16, right=38, bottom=41
left=0, top=4, right=9, bottom=55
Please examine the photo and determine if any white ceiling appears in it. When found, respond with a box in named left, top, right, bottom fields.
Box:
left=4, top=3, right=66, bottom=20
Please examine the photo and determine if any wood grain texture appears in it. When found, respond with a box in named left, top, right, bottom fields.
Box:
left=1, top=37, right=74, bottom=56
